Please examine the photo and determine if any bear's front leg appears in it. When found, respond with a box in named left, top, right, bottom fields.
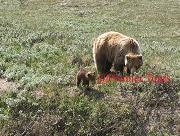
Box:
left=114, top=63, right=124, bottom=75
left=82, top=79, right=89, bottom=86
left=96, top=59, right=112, bottom=74
left=113, top=53, right=125, bottom=75
left=104, top=61, right=112, bottom=74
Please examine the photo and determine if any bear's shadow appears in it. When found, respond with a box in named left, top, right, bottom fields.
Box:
left=79, top=87, right=104, bottom=100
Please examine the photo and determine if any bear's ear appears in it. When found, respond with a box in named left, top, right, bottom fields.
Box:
left=126, top=55, right=131, bottom=60
left=137, top=55, right=142, bottom=59
left=125, top=55, right=131, bottom=66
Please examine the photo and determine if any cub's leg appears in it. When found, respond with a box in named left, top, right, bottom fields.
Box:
left=76, top=76, right=81, bottom=87
left=82, top=79, right=89, bottom=86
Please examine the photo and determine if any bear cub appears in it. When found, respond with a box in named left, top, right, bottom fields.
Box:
left=76, top=69, right=96, bottom=87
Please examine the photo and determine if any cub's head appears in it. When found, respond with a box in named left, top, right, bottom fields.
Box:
left=85, top=72, right=96, bottom=82
left=125, top=54, right=143, bottom=74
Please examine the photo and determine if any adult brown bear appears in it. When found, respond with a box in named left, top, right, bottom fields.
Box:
left=93, top=31, right=143, bottom=75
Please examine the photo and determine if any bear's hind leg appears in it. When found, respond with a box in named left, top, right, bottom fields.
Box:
left=76, top=78, right=81, bottom=87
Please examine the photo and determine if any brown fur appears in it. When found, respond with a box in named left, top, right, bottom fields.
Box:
left=76, top=69, right=96, bottom=87
left=93, top=31, right=143, bottom=75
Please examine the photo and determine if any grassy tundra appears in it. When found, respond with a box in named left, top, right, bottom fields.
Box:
left=0, top=0, right=180, bottom=135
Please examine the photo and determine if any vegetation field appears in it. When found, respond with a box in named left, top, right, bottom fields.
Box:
left=0, top=0, right=180, bottom=135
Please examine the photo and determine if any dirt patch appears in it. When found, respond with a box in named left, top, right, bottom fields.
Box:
left=0, top=78, right=16, bottom=96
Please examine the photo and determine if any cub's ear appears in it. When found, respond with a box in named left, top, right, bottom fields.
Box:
left=86, top=72, right=92, bottom=78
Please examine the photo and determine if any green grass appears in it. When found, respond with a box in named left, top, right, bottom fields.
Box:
left=0, top=0, right=180, bottom=135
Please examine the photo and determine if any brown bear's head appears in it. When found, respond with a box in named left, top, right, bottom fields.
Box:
left=125, top=54, right=143, bottom=74
left=85, top=72, right=96, bottom=82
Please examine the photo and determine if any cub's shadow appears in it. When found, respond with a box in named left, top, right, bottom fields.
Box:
left=79, top=87, right=104, bottom=100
